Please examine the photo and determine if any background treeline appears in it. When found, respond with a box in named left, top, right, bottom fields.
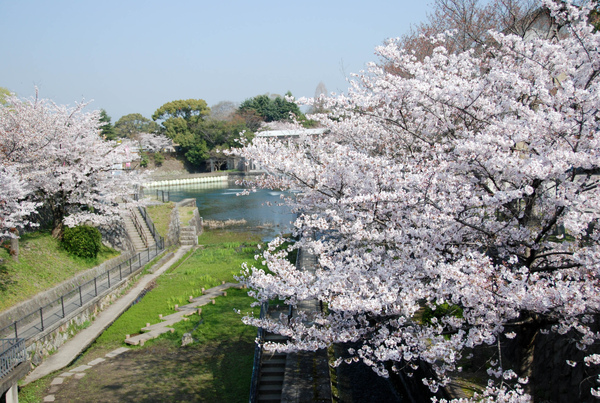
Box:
left=99, top=92, right=317, bottom=171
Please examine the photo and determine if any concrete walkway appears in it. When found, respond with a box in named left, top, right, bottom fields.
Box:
left=22, top=245, right=194, bottom=385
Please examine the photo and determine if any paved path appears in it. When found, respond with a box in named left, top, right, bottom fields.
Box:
left=22, top=246, right=194, bottom=385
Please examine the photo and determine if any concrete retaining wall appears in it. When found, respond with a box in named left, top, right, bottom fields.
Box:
left=178, top=198, right=202, bottom=234
left=0, top=253, right=134, bottom=330
left=26, top=263, right=145, bottom=366
left=164, top=206, right=181, bottom=248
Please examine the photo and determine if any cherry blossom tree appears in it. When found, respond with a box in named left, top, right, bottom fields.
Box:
left=137, top=132, right=172, bottom=153
left=0, top=91, right=144, bottom=237
left=235, top=1, right=600, bottom=400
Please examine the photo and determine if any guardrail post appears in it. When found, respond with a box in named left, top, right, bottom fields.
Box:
left=129, top=258, right=132, bottom=273
left=108, top=271, right=111, bottom=288
left=14, top=321, right=17, bottom=338
left=40, top=308, right=44, bottom=331
left=94, top=278, right=98, bottom=296
left=119, top=265, right=122, bottom=281
left=61, top=296, right=65, bottom=318
left=79, top=285, right=83, bottom=306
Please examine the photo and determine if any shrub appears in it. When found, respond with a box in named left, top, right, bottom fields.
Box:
left=153, top=152, right=164, bottom=166
left=62, top=225, right=102, bottom=259
left=140, top=152, right=149, bottom=167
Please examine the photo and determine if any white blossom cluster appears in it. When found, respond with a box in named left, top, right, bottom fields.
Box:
left=0, top=91, right=145, bottom=235
left=235, top=1, right=600, bottom=401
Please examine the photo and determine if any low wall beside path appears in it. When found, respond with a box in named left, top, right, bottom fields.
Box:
left=0, top=252, right=133, bottom=331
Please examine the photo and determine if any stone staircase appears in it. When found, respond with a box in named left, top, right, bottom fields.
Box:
left=256, top=310, right=289, bottom=403
left=123, top=209, right=154, bottom=251
left=179, top=225, right=198, bottom=246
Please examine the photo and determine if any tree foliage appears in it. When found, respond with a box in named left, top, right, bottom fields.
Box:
left=390, top=0, right=541, bottom=65
left=239, top=92, right=304, bottom=123
left=152, top=98, right=251, bottom=169
left=235, top=1, right=600, bottom=400
left=0, top=87, right=12, bottom=106
left=114, top=113, right=159, bottom=138
left=0, top=91, right=144, bottom=237
left=99, top=109, right=117, bottom=141
left=62, top=225, right=102, bottom=259
left=152, top=99, right=210, bottom=123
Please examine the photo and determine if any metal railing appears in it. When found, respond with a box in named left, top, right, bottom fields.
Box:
left=138, top=206, right=164, bottom=249
left=248, top=301, right=269, bottom=403
left=0, top=242, right=164, bottom=344
left=0, top=338, right=26, bottom=379
left=154, top=190, right=170, bottom=203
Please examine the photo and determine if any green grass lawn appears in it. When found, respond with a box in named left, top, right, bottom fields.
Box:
left=17, top=229, right=263, bottom=402
left=178, top=206, right=196, bottom=225
left=89, top=230, right=260, bottom=350
left=146, top=202, right=175, bottom=237
left=0, top=231, right=120, bottom=313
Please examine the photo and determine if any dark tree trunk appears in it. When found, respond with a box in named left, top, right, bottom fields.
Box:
left=9, top=237, right=18, bottom=262
left=518, top=321, right=539, bottom=399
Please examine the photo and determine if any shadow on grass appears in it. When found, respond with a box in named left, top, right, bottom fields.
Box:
left=53, top=339, right=254, bottom=403
left=0, top=261, right=15, bottom=292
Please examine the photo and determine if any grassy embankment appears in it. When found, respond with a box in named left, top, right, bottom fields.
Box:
left=20, top=229, right=262, bottom=403
left=0, top=232, right=120, bottom=313
left=146, top=202, right=175, bottom=237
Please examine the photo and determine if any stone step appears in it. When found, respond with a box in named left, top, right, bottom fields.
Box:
left=258, top=384, right=283, bottom=392
left=259, top=375, right=284, bottom=385
left=257, top=392, right=282, bottom=402
left=262, top=360, right=286, bottom=368
left=260, top=366, right=286, bottom=374
left=264, top=334, right=287, bottom=342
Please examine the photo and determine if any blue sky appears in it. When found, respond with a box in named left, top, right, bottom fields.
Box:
left=0, top=1, right=431, bottom=121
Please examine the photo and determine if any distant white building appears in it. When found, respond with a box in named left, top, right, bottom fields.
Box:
left=255, top=128, right=327, bottom=139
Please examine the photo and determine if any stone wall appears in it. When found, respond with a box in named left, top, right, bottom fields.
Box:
left=163, top=199, right=202, bottom=247
left=98, top=219, right=134, bottom=252
left=164, top=206, right=181, bottom=248
left=190, top=208, right=203, bottom=236
left=26, top=264, right=145, bottom=366
left=0, top=252, right=133, bottom=330
left=179, top=198, right=202, bottom=235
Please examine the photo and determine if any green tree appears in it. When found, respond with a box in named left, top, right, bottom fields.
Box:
left=239, top=92, right=304, bottom=123
left=163, top=117, right=196, bottom=148
left=184, top=140, right=210, bottom=166
left=152, top=98, right=254, bottom=170
left=114, top=113, right=159, bottom=138
left=0, top=87, right=12, bottom=106
left=99, top=109, right=117, bottom=141
left=152, top=99, right=210, bottom=123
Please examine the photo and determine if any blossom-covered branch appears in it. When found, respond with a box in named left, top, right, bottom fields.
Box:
left=234, top=1, right=600, bottom=400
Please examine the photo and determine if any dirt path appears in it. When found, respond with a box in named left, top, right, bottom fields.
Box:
left=45, top=339, right=254, bottom=402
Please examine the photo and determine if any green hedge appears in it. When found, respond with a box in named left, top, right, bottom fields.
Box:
left=62, top=225, right=102, bottom=259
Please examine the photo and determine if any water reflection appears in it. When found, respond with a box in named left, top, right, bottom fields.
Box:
left=155, top=181, right=295, bottom=241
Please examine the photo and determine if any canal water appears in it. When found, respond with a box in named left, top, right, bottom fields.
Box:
left=157, top=181, right=296, bottom=241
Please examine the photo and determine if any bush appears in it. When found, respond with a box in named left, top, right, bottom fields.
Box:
left=153, top=152, right=164, bottom=166
left=140, top=152, right=149, bottom=167
left=62, top=225, right=102, bottom=259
